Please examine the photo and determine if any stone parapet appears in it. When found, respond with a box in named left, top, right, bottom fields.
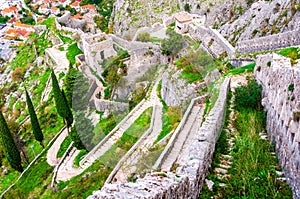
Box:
left=237, top=29, right=300, bottom=54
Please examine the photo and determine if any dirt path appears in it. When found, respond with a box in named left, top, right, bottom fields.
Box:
left=46, top=127, right=68, bottom=166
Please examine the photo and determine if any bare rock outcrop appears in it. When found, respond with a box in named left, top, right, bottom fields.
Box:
left=161, top=69, right=206, bottom=108
left=220, top=0, right=300, bottom=45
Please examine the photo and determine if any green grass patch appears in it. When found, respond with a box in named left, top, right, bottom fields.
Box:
left=41, top=160, right=112, bottom=199
left=200, top=81, right=293, bottom=199
left=224, top=62, right=256, bottom=76
left=10, top=32, right=51, bottom=70
left=0, top=171, right=19, bottom=194
left=4, top=153, right=53, bottom=198
left=66, top=43, right=83, bottom=67
left=74, top=149, right=87, bottom=168
left=279, top=47, right=300, bottom=65
left=175, top=50, right=215, bottom=83
left=40, top=18, right=56, bottom=30
left=155, top=105, right=181, bottom=144
left=59, top=34, right=73, bottom=44
left=92, top=114, right=116, bottom=144
left=56, top=136, right=72, bottom=158
left=181, top=71, right=203, bottom=83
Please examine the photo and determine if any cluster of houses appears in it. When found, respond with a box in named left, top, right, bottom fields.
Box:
left=29, top=0, right=97, bottom=16
left=0, top=0, right=99, bottom=61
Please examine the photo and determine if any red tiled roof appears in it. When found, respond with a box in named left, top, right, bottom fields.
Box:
left=71, top=2, right=79, bottom=7
left=81, top=4, right=97, bottom=10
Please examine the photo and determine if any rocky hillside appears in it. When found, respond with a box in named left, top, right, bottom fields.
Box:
left=111, top=0, right=179, bottom=37
left=219, top=0, right=300, bottom=44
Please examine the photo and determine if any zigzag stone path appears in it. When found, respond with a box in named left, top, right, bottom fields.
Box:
left=107, top=79, right=163, bottom=184
left=53, top=74, right=162, bottom=182
left=46, top=127, right=68, bottom=166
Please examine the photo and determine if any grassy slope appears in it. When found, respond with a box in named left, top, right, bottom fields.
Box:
left=39, top=107, right=152, bottom=198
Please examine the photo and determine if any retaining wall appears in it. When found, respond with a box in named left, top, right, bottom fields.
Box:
left=153, top=95, right=206, bottom=169
left=93, top=99, right=129, bottom=113
left=189, top=25, right=235, bottom=58
left=104, top=105, right=157, bottom=184
left=237, top=29, right=300, bottom=54
left=80, top=99, right=147, bottom=167
left=87, top=77, right=230, bottom=198
left=255, top=53, right=300, bottom=198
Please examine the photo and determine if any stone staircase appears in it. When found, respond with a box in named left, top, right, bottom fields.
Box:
left=159, top=105, right=203, bottom=171
left=153, top=95, right=206, bottom=171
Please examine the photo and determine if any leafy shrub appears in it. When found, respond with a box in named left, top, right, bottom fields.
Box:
left=288, top=83, right=294, bottom=92
left=234, top=79, right=262, bottom=110
left=184, top=4, right=190, bottom=12
left=11, top=67, right=25, bottom=82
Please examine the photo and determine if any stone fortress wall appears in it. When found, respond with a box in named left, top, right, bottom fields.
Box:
left=82, top=33, right=117, bottom=74
left=255, top=53, right=300, bottom=198
left=237, top=29, right=300, bottom=54
left=87, top=78, right=230, bottom=198
left=206, top=27, right=235, bottom=57
left=56, top=11, right=87, bottom=32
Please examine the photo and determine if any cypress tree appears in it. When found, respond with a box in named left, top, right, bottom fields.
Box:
left=71, top=111, right=94, bottom=150
left=25, top=90, right=44, bottom=148
left=51, top=70, right=73, bottom=127
left=62, top=89, right=73, bottom=127
left=0, top=111, right=23, bottom=172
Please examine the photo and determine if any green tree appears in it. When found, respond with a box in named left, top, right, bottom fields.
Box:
left=184, top=4, right=191, bottom=12
left=62, top=89, right=74, bottom=127
left=64, top=68, right=78, bottom=107
left=51, top=70, right=73, bottom=127
left=161, top=29, right=184, bottom=59
left=0, top=111, right=23, bottom=172
left=70, top=71, right=90, bottom=111
left=70, top=111, right=94, bottom=150
left=25, top=90, right=44, bottom=148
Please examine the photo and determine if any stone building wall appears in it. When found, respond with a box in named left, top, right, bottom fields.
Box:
left=82, top=33, right=117, bottom=74
left=237, top=29, right=300, bottom=54
left=87, top=77, right=230, bottom=199
left=93, top=99, right=129, bottom=113
left=56, top=11, right=87, bottom=30
left=189, top=24, right=234, bottom=58
left=255, top=53, right=300, bottom=198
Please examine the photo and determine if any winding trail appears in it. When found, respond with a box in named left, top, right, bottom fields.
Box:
left=46, top=127, right=68, bottom=166
left=107, top=79, right=163, bottom=184
left=53, top=73, right=163, bottom=182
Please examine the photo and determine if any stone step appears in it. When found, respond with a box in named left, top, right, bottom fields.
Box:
left=215, top=167, right=228, bottom=174
left=221, top=154, right=233, bottom=160
left=219, top=164, right=231, bottom=169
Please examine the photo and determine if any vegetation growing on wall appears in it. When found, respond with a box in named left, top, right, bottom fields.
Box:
left=174, top=50, right=215, bottom=83
left=200, top=79, right=292, bottom=198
